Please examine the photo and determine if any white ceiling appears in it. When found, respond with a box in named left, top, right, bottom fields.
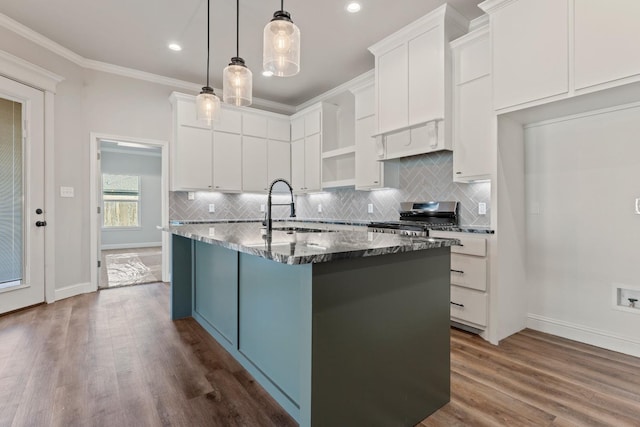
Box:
left=0, top=0, right=484, bottom=108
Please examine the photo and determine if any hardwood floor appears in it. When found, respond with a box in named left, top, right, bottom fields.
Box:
left=1, top=283, right=638, bottom=427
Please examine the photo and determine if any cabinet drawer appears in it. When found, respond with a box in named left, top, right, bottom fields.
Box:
left=450, top=286, right=487, bottom=327
left=430, top=232, right=487, bottom=256
left=450, top=254, right=486, bottom=291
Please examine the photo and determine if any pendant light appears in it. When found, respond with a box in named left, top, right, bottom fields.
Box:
left=223, top=0, right=253, bottom=106
left=263, top=0, right=300, bottom=77
left=196, top=0, right=221, bottom=123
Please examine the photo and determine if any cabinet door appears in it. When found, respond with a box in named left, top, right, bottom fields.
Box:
left=574, top=0, right=640, bottom=90
left=377, top=44, right=408, bottom=133
left=408, top=27, right=444, bottom=125
left=242, top=136, right=268, bottom=192
left=291, top=116, right=305, bottom=141
left=177, top=99, right=211, bottom=130
left=492, top=0, right=568, bottom=110
left=268, top=140, right=291, bottom=183
left=304, top=134, right=321, bottom=192
left=304, top=110, right=321, bottom=136
left=242, top=113, right=268, bottom=138
left=213, top=132, right=242, bottom=191
left=268, top=118, right=290, bottom=142
left=355, top=116, right=381, bottom=188
left=354, top=86, right=375, bottom=120
left=174, top=126, right=212, bottom=190
left=453, top=75, right=493, bottom=180
left=290, top=139, right=306, bottom=191
left=214, top=108, right=242, bottom=134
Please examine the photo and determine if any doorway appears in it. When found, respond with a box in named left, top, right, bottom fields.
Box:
left=0, top=77, right=45, bottom=314
left=90, top=134, right=170, bottom=291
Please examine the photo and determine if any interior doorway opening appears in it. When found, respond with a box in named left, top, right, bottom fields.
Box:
left=90, top=134, right=170, bottom=291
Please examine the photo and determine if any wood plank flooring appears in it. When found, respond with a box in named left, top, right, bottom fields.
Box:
left=1, top=282, right=638, bottom=427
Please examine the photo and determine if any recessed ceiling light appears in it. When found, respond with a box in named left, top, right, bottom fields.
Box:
left=262, top=70, right=274, bottom=77
left=168, top=43, right=182, bottom=51
left=346, top=2, right=361, bottom=13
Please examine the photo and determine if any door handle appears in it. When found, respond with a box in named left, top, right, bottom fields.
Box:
left=35, top=221, right=47, bottom=227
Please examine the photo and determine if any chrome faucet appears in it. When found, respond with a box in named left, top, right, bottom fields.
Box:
left=265, top=178, right=296, bottom=233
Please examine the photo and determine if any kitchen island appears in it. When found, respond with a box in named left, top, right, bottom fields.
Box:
left=168, top=222, right=458, bottom=427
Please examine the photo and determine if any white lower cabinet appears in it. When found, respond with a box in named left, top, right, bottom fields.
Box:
left=431, top=231, right=490, bottom=329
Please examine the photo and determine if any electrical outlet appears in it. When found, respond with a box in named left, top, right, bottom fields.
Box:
left=367, top=203, right=374, bottom=214
left=260, top=204, right=266, bottom=212
left=209, top=204, right=215, bottom=213
left=478, top=202, right=487, bottom=215
left=317, top=204, right=322, bottom=213
left=188, top=192, right=195, bottom=200
left=60, top=186, right=74, bottom=198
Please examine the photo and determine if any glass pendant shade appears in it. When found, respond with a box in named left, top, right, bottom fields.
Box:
left=196, top=87, right=221, bottom=124
left=263, top=11, right=300, bottom=77
left=223, top=58, right=253, bottom=107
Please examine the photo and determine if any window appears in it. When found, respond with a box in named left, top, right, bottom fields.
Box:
left=102, top=174, right=140, bottom=228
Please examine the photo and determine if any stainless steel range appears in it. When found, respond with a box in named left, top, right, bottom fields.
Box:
left=368, top=201, right=459, bottom=237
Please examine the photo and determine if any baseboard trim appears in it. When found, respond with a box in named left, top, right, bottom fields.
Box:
left=101, top=242, right=162, bottom=250
left=54, top=282, right=93, bottom=301
left=527, top=313, right=640, bottom=357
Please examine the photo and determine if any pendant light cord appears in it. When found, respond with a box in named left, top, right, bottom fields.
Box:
left=206, top=0, right=210, bottom=87
left=281, top=0, right=284, bottom=12
left=236, top=0, right=239, bottom=57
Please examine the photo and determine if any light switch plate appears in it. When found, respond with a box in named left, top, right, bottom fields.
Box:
left=317, top=204, right=322, bottom=213
left=60, top=186, right=74, bottom=198
left=260, top=204, right=266, bottom=212
left=478, top=202, right=487, bottom=215
left=209, top=204, right=215, bottom=213
left=188, top=192, right=195, bottom=200
left=367, top=204, right=373, bottom=214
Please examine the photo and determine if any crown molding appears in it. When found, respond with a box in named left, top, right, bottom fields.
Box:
left=468, top=14, right=490, bottom=32
left=0, top=12, right=296, bottom=114
left=0, top=49, right=64, bottom=92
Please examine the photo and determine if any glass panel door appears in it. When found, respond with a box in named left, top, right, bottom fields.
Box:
left=0, top=98, right=23, bottom=290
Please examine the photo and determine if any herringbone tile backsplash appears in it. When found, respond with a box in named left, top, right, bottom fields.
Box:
left=170, top=151, right=491, bottom=227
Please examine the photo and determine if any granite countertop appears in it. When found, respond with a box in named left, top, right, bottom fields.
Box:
left=169, top=218, right=495, bottom=234
left=165, top=222, right=460, bottom=265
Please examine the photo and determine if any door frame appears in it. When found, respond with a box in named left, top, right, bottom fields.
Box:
left=89, top=133, right=170, bottom=291
left=0, top=49, right=64, bottom=304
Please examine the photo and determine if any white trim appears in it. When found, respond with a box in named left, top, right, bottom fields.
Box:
left=527, top=313, right=640, bottom=358
left=44, top=91, right=55, bottom=303
left=54, top=282, right=93, bottom=301
left=0, top=13, right=295, bottom=114
left=90, top=133, right=171, bottom=292
left=524, top=99, right=640, bottom=129
left=297, top=69, right=374, bottom=111
left=101, top=242, right=162, bottom=251
left=100, top=146, right=162, bottom=157
left=468, top=14, right=489, bottom=32
left=478, top=0, right=520, bottom=14
left=0, top=50, right=64, bottom=93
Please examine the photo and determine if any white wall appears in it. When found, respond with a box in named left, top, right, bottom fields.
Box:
left=0, top=26, right=185, bottom=292
left=525, top=103, right=640, bottom=356
left=100, top=148, right=162, bottom=249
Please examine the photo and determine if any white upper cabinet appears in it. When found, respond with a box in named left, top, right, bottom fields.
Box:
left=484, top=0, right=569, bottom=111
left=451, top=25, right=495, bottom=182
left=574, top=0, right=640, bottom=91
left=170, top=92, right=290, bottom=194
left=242, top=136, right=268, bottom=192
left=268, top=118, right=290, bottom=142
left=242, top=113, right=268, bottom=138
left=212, top=131, right=242, bottom=192
left=368, top=4, right=468, bottom=160
left=351, top=80, right=399, bottom=190
left=267, top=140, right=291, bottom=183
left=289, top=102, right=337, bottom=193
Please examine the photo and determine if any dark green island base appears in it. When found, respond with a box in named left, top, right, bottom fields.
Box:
left=171, top=233, right=451, bottom=427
